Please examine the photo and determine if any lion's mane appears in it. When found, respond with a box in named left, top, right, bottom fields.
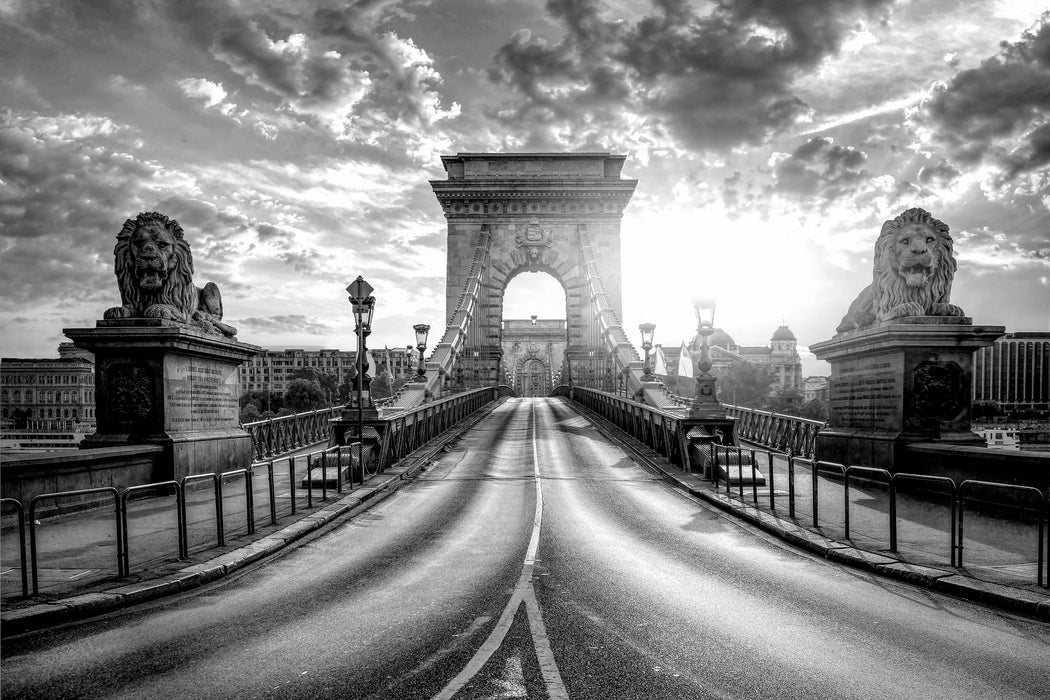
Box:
left=112, top=212, right=198, bottom=321
left=835, top=208, right=965, bottom=334
left=872, top=208, right=956, bottom=321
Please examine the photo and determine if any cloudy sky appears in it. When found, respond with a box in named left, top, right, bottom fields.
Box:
left=2, top=0, right=1048, bottom=376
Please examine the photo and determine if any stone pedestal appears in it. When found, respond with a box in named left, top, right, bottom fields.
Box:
left=64, top=320, right=260, bottom=480
left=809, top=318, right=1004, bottom=470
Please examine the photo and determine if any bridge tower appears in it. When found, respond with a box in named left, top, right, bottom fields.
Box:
left=430, top=153, right=637, bottom=387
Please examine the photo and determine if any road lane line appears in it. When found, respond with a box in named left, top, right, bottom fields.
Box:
left=524, top=586, right=569, bottom=699
left=432, top=400, right=566, bottom=700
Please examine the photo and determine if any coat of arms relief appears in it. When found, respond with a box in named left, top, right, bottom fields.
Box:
left=514, top=217, right=554, bottom=267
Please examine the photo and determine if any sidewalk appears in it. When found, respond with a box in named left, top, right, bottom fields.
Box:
left=578, top=406, right=1050, bottom=622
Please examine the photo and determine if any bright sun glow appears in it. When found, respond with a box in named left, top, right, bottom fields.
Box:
left=502, top=270, right=567, bottom=321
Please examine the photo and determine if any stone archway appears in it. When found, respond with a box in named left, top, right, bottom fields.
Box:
left=431, top=153, right=636, bottom=384
left=519, top=357, right=549, bottom=396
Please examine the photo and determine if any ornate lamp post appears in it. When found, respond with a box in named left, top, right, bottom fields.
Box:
left=639, top=323, right=656, bottom=381
left=690, top=297, right=722, bottom=417
left=346, top=276, right=376, bottom=456
left=413, top=324, right=430, bottom=382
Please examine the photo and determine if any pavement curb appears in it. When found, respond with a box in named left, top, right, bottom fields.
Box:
left=571, top=400, right=1050, bottom=623
left=1, top=398, right=507, bottom=638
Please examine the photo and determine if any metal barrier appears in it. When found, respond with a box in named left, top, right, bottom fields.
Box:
left=181, top=473, right=223, bottom=548
left=1, top=498, right=29, bottom=597
left=569, top=388, right=690, bottom=470
left=891, top=474, right=957, bottom=566
left=243, top=406, right=341, bottom=460
left=844, top=466, right=893, bottom=542
left=376, top=388, right=496, bottom=471
left=723, top=404, right=824, bottom=459
left=29, top=487, right=121, bottom=596
left=220, top=467, right=256, bottom=538
left=958, top=480, right=1046, bottom=587
left=120, top=482, right=186, bottom=576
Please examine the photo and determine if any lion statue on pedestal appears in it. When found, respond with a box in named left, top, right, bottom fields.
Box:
left=103, top=212, right=236, bottom=337
left=835, top=208, right=966, bottom=335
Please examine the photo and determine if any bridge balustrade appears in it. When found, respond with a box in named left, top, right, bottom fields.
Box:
left=242, top=406, right=342, bottom=460
left=723, top=404, right=824, bottom=459
left=568, top=387, right=690, bottom=470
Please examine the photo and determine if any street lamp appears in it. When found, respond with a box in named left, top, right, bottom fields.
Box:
left=639, top=323, right=656, bottom=381
left=346, top=275, right=376, bottom=461
left=413, top=324, right=430, bottom=382
left=690, top=297, right=721, bottom=417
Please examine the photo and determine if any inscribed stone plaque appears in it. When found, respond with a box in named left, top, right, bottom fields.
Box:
left=829, top=355, right=904, bottom=431
left=164, top=355, right=240, bottom=431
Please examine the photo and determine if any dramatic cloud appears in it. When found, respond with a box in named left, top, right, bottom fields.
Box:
left=489, top=0, right=896, bottom=150
left=768, top=137, right=870, bottom=203
left=917, top=12, right=1050, bottom=182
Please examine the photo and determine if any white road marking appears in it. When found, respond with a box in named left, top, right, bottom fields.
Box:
left=432, top=400, right=568, bottom=700
left=67, top=570, right=93, bottom=581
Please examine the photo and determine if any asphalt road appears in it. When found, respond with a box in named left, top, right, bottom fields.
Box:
left=3, top=398, right=1048, bottom=699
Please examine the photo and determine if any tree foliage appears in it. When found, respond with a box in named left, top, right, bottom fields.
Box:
left=239, top=390, right=283, bottom=414
left=715, top=361, right=775, bottom=408
left=239, top=403, right=261, bottom=424
left=284, top=378, right=326, bottom=412
left=289, top=368, right=338, bottom=401
left=370, top=369, right=393, bottom=400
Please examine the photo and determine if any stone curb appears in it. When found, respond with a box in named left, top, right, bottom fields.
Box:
left=1, top=399, right=504, bottom=638
left=573, top=402, right=1050, bottom=622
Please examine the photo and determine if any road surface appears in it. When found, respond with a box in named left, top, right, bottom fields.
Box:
left=3, top=398, right=1048, bottom=699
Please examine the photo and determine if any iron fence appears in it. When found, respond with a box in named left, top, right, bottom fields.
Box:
left=243, top=406, right=342, bottom=460
left=2, top=389, right=499, bottom=603
left=723, top=404, right=824, bottom=459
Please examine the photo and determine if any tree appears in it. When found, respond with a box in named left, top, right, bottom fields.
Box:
left=799, top=399, right=829, bottom=422
left=284, top=378, right=325, bottom=412
left=239, top=403, right=261, bottom=425
left=766, top=387, right=804, bottom=414
left=289, top=368, right=338, bottom=403
left=370, top=368, right=393, bottom=401
left=239, top=389, right=283, bottom=414
left=715, top=361, right=775, bottom=408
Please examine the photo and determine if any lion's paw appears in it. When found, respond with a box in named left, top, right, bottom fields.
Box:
left=885, top=302, right=925, bottom=319
left=144, top=304, right=182, bottom=321
left=931, top=303, right=965, bottom=317
left=103, top=305, right=133, bottom=319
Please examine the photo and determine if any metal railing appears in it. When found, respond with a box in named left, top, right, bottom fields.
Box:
left=3, top=389, right=501, bottom=602
left=242, top=406, right=341, bottom=460
left=375, top=387, right=497, bottom=471
left=569, top=388, right=690, bottom=469
left=723, top=404, right=824, bottom=459
left=709, top=450, right=1047, bottom=587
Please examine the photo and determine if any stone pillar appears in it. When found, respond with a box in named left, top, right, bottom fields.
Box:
left=65, top=319, right=259, bottom=480
left=810, top=318, right=1004, bottom=470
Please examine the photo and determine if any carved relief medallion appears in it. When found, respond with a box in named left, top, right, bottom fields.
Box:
left=106, top=363, right=154, bottom=427
left=515, top=217, right=554, bottom=266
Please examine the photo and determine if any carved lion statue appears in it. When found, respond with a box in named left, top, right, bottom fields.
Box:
left=103, top=212, right=236, bottom=337
left=835, top=208, right=965, bottom=334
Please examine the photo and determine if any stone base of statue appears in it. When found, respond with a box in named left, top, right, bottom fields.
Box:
left=327, top=396, right=384, bottom=472
left=810, top=318, right=1004, bottom=470
left=64, top=320, right=260, bottom=481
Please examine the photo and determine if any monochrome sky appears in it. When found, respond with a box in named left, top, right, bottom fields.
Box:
left=2, top=0, right=1048, bottom=376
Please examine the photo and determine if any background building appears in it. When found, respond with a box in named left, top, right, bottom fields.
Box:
left=1, top=343, right=96, bottom=448
left=802, top=376, right=830, bottom=403
left=972, top=332, right=1049, bottom=414
left=675, top=324, right=803, bottom=396
left=501, top=317, right=567, bottom=396
left=238, top=347, right=416, bottom=396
